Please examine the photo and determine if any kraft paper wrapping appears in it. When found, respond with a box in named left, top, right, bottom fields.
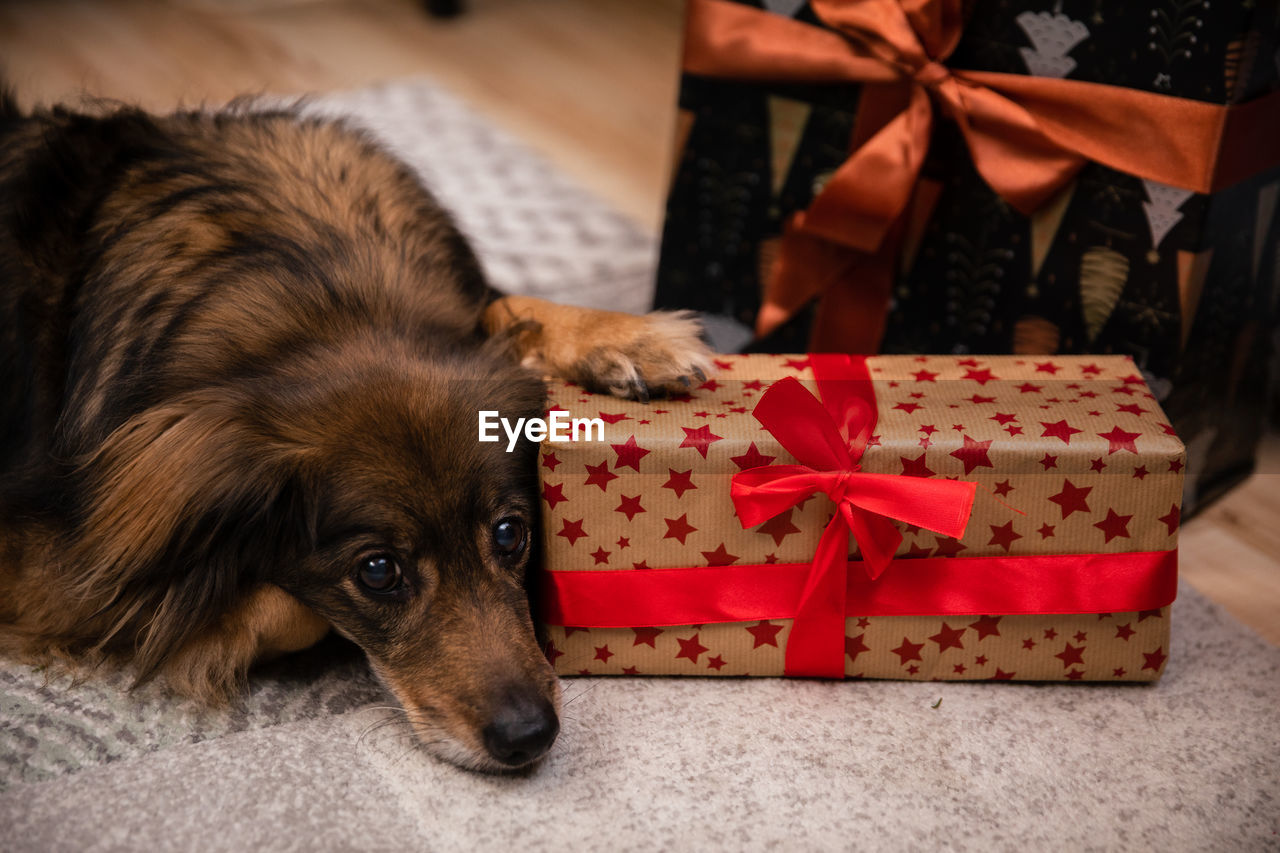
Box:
left=537, top=355, right=1183, bottom=682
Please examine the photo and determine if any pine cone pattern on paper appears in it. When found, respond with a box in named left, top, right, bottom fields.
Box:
left=538, top=355, right=1183, bottom=682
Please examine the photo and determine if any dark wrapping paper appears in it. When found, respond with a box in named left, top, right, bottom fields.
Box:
left=653, top=0, right=1280, bottom=512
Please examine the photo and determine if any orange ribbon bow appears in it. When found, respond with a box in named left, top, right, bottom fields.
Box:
left=683, top=0, right=1280, bottom=351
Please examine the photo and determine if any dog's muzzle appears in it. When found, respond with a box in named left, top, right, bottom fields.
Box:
left=482, top=683, right=559, bottom=767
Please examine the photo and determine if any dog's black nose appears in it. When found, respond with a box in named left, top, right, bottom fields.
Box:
left=482, top=688, right=559, bottom=767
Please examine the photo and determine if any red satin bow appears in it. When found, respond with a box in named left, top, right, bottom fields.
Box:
left=730, top=356, right=975, bottom=676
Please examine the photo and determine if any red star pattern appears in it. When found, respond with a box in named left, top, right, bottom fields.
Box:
left=1049, top=479, right=1093, bottom=519
left=1037, top=523, right=1055, bottom=539
left=663, top=514, right=698, bottom=545
left=542, top=482, right=567, bottom=510
left=746, top=621, right=784, bottom=649
left=963, top=368, right=998, bottom=385
left=929, top=623, right=966, bottom=652
left=589, top=546, right=610, bottom=565
left=950, top=435, right=995, bottom=474
left=593, top=645, right=613, bottom=663
left=1039, top=453, right=1058, bottom=470
left=706, top=655, right=727, bottom=671
left=1040, top=419, right=1083, bottom=444
left=969, top=615, right=1002, bottom=640
left=675, top=633, right=709, bottom=663
left=556, top=518, right=587, bottom=546
left=615, top=494, right=645, bottom=521
left=756, top=508, right=801, bottom=546
left=993, top=480, right=1014, bottom=497
left=1055, top=642, right=1086, bottom=668
left=845, top=633, right=870, bottom=663
left=1094, top=508, right=1133, bottom=543
left=679, top=425, right=724, bottom=458
left=583, top=460, right=618, bottom=491
left=988, top=521, right=1022, bottom=552
left=1158, top=504, right=1180, bottom=536
left=611, top=435, right=650, bottom=471
left=900, top=453, right=936, bottom=478
left=913, top=369, right=939, bottom=382
left=891, top=637, right=925, bottom=664
left=632, top=627, right=663, bottom=647
left=903, top=542, right=933, bottom=559
left=1142, top=647, right=1167, bottom=672
left=542, top=451, right=561, bottom=471
left=701, top=543, right=739, bottom=566
left=662, top=468, right=696, bottom=498
left=1098, top=426, right=1141, bottom=455
left=730, top=442, right=777, bottom=471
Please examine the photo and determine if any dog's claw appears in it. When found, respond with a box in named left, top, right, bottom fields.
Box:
left=632, top=377, right=650, bottom=403
left=692, top=366, right=707, bottom=382
left=678, top=375, right=692, bottom=388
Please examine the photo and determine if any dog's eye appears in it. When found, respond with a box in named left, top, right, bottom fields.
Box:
left=357, top=555, right=403, bottom=594
left=492, top=518, right=526, bottom=556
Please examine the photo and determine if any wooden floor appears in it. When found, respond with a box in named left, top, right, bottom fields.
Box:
left=2, top=0, right=1277, bottom=645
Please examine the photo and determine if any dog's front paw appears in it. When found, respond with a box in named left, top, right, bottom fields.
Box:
left=567, top=310, right=715, bottom=402
left=483, top=297, right=717, bottom=401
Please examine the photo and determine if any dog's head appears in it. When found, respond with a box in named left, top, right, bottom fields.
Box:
left=73, top=338, right=560, bottom=771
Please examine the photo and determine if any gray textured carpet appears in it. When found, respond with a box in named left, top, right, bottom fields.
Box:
left=2, top=79, right=1278, bottom=852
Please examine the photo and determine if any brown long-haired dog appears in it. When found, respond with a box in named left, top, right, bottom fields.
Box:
left=0, top=90, right=711, bottom=771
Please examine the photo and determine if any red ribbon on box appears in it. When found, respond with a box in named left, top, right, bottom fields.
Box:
left=681, top=0, right=1280, bottom=351
left=728, top=354, right=974, bottom=676
left=541, top=354, right=1179, bottom=678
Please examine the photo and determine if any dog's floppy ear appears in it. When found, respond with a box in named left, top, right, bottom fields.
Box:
left=68, top=390, right=315, bottom=682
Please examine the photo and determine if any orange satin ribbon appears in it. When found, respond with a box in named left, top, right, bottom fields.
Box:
left=683, top=0, right=1280, bottom=351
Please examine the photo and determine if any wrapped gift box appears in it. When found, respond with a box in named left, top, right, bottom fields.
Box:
left=537, top=354, right=1183, bottom=681
left=652, top=0, right=1280, bottom=513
